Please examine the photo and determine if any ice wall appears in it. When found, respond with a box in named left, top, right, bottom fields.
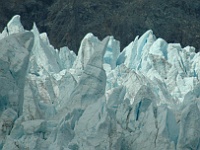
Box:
left=0, top=15, right=200, bottom=150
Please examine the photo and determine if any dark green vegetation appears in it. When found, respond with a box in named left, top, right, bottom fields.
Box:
left=1, top=0, right=200, bottom=53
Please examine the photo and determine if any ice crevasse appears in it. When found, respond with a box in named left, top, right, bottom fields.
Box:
left=0, top=15, right=200, bottom=150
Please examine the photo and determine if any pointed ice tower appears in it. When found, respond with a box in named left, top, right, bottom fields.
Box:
left=0, top=15, right=25, bottom=40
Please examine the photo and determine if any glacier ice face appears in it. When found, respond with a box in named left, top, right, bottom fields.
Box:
left=116, top=29, right=199, bottom=103
left=1, top=15, right=200, bottom=150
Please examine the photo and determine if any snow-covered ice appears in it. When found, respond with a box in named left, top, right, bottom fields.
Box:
left=0, top=15, right=200, bottom=150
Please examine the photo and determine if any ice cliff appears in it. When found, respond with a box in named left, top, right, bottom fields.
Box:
left=0, top=15, right=200, bottom=150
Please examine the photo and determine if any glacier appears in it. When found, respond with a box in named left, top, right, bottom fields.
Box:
left=0, top=15, right=200, bottom=150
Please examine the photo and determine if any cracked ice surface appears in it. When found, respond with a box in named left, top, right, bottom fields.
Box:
left=0, top=15, right=200, bottom=150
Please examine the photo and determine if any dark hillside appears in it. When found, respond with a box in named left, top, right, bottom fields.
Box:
left=1, top=0, right=200, bottom=53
